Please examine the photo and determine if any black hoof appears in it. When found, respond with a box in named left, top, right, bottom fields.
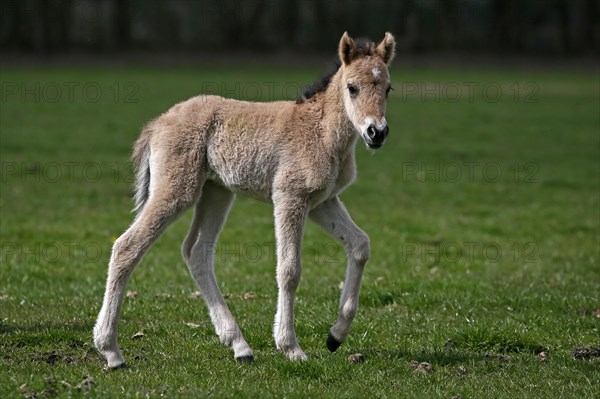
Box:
left=235, top=355, right=254, bottom=363
left=326, top=332, right=342, bottom=352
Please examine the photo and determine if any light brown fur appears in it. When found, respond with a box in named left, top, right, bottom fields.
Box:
left=94, top=32, right=396, bottom=367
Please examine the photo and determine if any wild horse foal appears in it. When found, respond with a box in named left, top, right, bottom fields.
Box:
left=94, top=32, right=396, bottom=368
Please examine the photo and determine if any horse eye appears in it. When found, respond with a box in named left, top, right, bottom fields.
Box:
left=347, top=84, right=359, bottom=97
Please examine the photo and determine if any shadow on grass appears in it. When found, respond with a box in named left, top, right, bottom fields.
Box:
left=349, top=348, right=496, bottom=366
left=1, top=320, right=94, bottom=346
left=1, top=321, right=101, bottom=367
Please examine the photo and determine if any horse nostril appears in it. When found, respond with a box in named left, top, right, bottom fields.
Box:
left=366, top=124, right=388, bottom=144
left=367, top=125, right=377, bottom=139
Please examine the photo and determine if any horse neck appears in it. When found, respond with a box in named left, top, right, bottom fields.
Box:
left=319, top=72, right=357, bottom=155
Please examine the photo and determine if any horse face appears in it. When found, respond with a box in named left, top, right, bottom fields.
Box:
left=339, top=32, right=395, bottom=150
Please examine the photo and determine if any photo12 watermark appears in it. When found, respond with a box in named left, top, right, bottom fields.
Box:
left=1, top=241, right=103, bottom=264
left=401, top=162, right=539, bottom=184
left=0, top=240, right=344, bottom=266
left=0, top=162, right=364, bottom=186
left=1, top=81, right=139, bottom=104
left=200, top=81, right=302, bottom=102
left=0, top=162, right=135, bottom=184
left=397, top=81, right=539, bottom=103
left=400, top=241, right=539, bottom=264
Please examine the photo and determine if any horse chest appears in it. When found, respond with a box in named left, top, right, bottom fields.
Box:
left=308, top=156, right=356, bottom=206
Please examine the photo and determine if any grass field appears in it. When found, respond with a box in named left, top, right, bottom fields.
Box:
left=1, top=62, right=599, bottom=398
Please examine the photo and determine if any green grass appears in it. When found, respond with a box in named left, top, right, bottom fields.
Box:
left=1, top=62, right=599, bottom=398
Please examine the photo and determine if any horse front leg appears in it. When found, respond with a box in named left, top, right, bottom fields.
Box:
left=272, top=193, right=308, bottom=360
left=309, top=196, right=370, bottom=352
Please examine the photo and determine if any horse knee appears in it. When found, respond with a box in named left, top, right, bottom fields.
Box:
left=277, top=263, right=302, bottom=291
left=350, top=232, right=370, bottom=265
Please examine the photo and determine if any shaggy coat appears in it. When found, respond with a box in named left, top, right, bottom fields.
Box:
left=94, top=32, right=396, bottom=368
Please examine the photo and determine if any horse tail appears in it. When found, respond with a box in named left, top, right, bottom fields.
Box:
left=131, top=122, right=153, bottom=213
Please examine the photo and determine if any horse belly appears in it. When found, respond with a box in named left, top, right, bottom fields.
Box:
left=206, top=143, right=275, bottom=202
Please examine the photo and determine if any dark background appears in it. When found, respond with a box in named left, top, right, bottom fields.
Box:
left=1, top=0, right=599, bottom=57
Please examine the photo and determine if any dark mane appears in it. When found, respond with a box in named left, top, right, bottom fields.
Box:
left=296, top=38, right=375, bottom=104
left=296, top=60, right=341, bottom=104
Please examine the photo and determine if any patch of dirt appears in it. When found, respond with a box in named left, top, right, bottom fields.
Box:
left=575, top=307, right=600, bottom=318
left=43, top=350, right=60, bottom=365
left=572, top=346, right=600, bottom=360
left=409, top=360, right=434, bottom=373
left=35, top=349, right=73, bottom=365
left=8, top=342, right=95, bottom=367
left=76, top=375, right=95, bottom=392
left=348, top=353, right=365, bottom=363
left=18, top=376, right=83, bottom=398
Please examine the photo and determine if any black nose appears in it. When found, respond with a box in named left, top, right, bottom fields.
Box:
left=366, top=124, right=389, bottom=145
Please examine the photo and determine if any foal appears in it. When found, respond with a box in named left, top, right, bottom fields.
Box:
left=94, top=32, right=396, bottom=368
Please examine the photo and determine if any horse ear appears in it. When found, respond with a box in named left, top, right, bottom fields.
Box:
left=376, top=32, right=396, bottom=65
left=339, top=32, right=357, bottom=66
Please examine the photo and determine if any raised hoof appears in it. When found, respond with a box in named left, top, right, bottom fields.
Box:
left=326, top=332, right=342, bottom=352
left=235, top=355, right=254, bottom=363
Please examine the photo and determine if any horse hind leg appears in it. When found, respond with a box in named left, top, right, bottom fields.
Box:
left=182, top=182, right=254, bottom=361
left=94, top=160, right=204, bottom=369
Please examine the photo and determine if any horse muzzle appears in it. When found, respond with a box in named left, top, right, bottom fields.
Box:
left=364, top=124, right=389, bottom=149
